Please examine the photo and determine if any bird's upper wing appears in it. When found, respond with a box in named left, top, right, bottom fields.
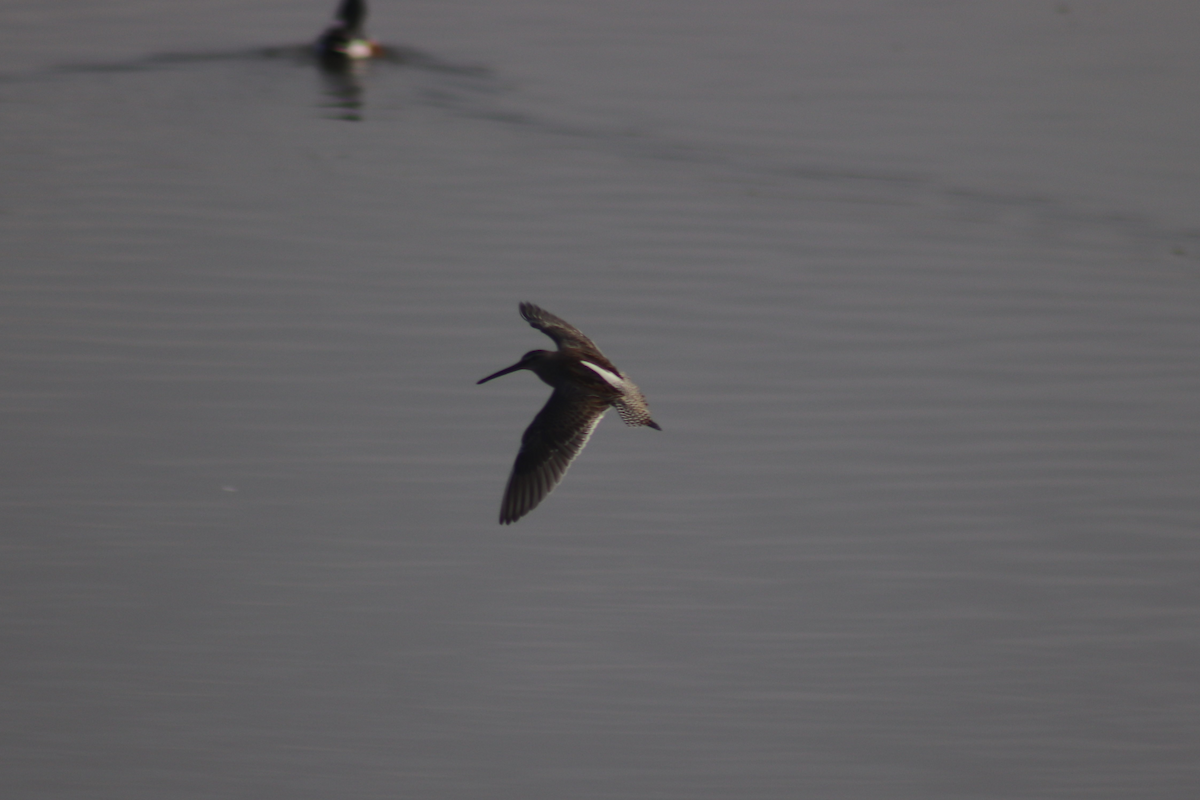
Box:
left=519, top=302, right=604, bottom=354
left=499, top=388, right=610, bottom=524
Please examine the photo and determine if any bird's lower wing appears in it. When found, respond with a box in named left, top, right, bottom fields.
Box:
left=499, top=390, right=609, bottom=524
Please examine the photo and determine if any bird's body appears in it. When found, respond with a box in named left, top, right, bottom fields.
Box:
left=478, top=303, right=661, bottom=524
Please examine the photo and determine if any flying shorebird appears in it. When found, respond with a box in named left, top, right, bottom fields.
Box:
left=477, top=303, right=662, bottom=524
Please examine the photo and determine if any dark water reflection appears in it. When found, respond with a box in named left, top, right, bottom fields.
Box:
left=2, top=2, right=1199, bottom=799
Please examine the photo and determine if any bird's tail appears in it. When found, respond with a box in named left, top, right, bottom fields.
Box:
left=614, top=397, right=661, bottom=430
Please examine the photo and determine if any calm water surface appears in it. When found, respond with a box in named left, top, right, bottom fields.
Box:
left=2, top=1, right=1199, bottom=798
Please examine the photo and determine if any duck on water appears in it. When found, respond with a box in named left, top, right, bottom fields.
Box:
left=315, top=0, right=382, bottom=61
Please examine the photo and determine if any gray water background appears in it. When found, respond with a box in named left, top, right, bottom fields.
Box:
left=2, top=1, right=1199, bottom=797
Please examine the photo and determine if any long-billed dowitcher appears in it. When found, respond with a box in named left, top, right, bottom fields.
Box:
left=478, top=303, right=661, bottom=524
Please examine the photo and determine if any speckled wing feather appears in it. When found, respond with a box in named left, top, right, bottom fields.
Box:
left=519, top=302, right=604, bottom=355
left=613, top=390, right=660, bottom=429
left=499, top=388, right=611, bottom=525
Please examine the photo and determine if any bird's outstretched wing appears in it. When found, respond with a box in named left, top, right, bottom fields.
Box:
left=519, top=302, right=603, bottom=354
left=499, top=388, right=610, bottom=524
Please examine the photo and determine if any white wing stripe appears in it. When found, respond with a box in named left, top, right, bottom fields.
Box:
left=580, top=360, right=625, bottom=389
